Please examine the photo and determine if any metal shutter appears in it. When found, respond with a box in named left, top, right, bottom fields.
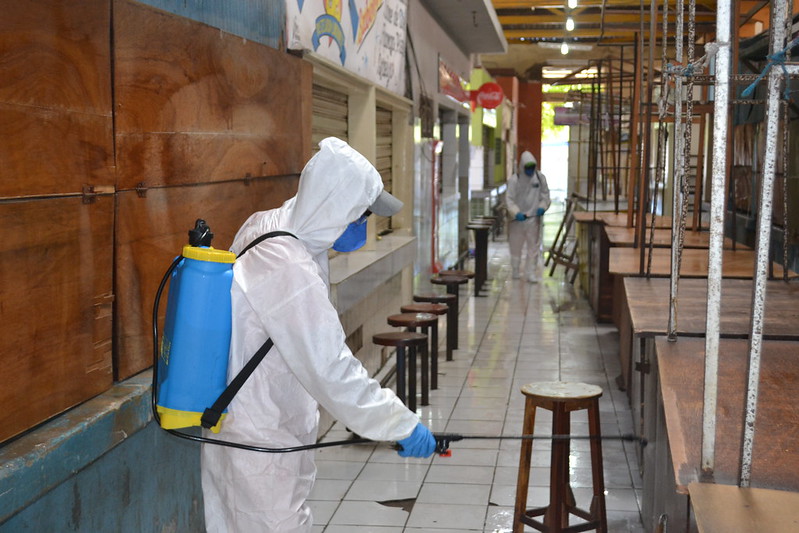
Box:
left=312, top=84, right=348, bottom=153
left=375, top=106, right=393, bottom=234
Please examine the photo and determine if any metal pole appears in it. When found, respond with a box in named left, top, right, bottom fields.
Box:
left=668, top=0, right=685, bottom=339
left=739, top=0, right=789, bottom=488
left=701, top=0, right=731, bottom=476
left=628, top=33, right=643, bottom=228
left=616, top=46, right=624, bottom=213
left=638, top=0, right=658, bottom=274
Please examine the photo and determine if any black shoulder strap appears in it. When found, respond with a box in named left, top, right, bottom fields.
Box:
left=200, top=230, right=297, bottom=429
left=236, top=230, right=297, bottom=258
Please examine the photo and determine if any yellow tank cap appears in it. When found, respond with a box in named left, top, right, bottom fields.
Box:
left=157, top=405, right=225, bottom=433
left=182, top=245, right=236, bottom=264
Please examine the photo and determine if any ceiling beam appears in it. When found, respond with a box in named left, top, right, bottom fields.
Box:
left=493, top=0, right=717, bottom=8
left=503, top=27, right=700, bottom=39
left=498, top=13, right=717, bottom=25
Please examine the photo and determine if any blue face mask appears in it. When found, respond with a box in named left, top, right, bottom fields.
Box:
left=332, top=215, right=368, bottom=252
left=524, top=164, right=536, bottom=176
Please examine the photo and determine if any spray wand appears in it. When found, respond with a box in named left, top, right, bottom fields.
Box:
left=407, top=433, right=647, bottom=457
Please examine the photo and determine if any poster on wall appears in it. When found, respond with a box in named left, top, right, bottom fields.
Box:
left=286, top=0, right=407, bottom=95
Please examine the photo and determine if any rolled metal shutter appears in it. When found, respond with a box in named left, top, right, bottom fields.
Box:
left=312, top=84, right=348, bottom=153
left=375, top=106, right=393, bottom=234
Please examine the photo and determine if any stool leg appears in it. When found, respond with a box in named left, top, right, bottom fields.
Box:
left=446, top=306, right=456, bottom=360
left=407, top=345, right=417, bottom=412
left=588, top=401, right=608, bottom=533
left=514, top=397, right=537, bottom=533
left=450, top=291, right=460, bottom=350
left=420, top=327, right=429, bottom=406
left=395, top=347, right=406, bottom=406
left=430, top=322, right=439, bottom=390
left=547, top=404, right=569, bottom=532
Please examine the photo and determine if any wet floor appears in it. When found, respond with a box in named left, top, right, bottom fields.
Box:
left=309, top=220, right=644, bottom=532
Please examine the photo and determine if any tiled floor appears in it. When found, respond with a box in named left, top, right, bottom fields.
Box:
left=310, top=228, right=645, bottom=532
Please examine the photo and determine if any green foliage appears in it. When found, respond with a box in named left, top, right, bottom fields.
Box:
left=541, top=84, right=583, bottom=143
left=541, top=102, right=567, bottom=143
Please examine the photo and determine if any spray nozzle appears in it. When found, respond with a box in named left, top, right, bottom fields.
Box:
left=189, top=219, right=214, bottom=247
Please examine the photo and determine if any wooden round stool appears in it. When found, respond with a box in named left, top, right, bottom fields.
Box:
left=400, top=303, right=448, bottom=390
left=430, top=275, right=468, bottom=350
left=439, top=269, right=475, bottom=280
left=514, top=382, right=607, bottom=533
left=386, top=312, right=437, bottom=408
left=372, top=331, right=427, bottom=413
left=413, top=292, right=457, bottom=361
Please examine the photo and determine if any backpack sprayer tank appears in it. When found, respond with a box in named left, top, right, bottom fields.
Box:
left=156, top=220, right=236, bottom=433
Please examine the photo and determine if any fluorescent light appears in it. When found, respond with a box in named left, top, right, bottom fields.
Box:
left=561, top=42, right=569, bottom=55
left=538, top=42, right=593, bottom=52
left=568, top=0, right=578, bottom=8
left=566, top=17, right=575, bottom=31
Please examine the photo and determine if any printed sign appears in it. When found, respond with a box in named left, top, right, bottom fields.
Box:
left=438, top=58, right=470, bottom=103
left=287, top=0, right=407, bottom=95
left=472, top=82, right=504, bottom=109
left=554, top=106, right=588, bottom=125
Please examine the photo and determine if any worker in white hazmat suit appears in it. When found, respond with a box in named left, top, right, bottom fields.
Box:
left=201, top=137, right=436, bottom=532
left=505, top=151, right=551, bottom=283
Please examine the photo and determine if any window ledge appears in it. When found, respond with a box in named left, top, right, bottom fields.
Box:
left=328, top=235, right=416, bottom=314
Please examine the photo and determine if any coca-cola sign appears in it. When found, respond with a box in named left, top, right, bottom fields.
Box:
left=473, top=82, right=504, bottom=109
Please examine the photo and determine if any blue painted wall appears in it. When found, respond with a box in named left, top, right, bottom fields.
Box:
left=135, top=0, right=285, bottom=49
left=1, top=424, right=203, bottom=533
left=0, top=373, right=205, bottom=532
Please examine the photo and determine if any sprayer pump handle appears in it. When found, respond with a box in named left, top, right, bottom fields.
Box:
left=189, top=219, right=214, bottom=247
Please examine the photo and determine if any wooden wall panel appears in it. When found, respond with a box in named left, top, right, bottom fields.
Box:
left=114, top=176, right=298, bottom=379
left=114, top=0, right=311, bottom=190
left=0, top=196, right=114, bottom=442
left=0, top=0, right=114, bottom=198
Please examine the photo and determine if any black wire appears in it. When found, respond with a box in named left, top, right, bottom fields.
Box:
left=151, top=255, right=647, bottom=453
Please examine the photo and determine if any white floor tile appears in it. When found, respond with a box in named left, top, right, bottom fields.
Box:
left=415, top=482, right=491, bottom=505
left=345, top=479, right=422, bottom=502
left=405, top=502, right=487, bottom=530
left=328, top=500, right=409, bottom=527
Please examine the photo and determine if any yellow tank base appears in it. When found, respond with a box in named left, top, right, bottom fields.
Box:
left=156, top=405, right=225, bottom=433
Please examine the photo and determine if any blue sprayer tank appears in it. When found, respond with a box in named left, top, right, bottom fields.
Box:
left=157, top=221, right=236, bottom=432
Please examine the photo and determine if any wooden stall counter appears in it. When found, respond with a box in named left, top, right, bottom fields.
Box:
left=572, top=211, right=672, bottom=228
left=657, top=336, right=799, bottom=491
left=609, top=247, right=786, bottom=279
left=689, top=482, right=799, bottom=533
left=637, top=337, right=799, bottom=532
left=604, top=226, right=744, bottom=249
left=618, top=277, right=799, bottom=438
left=623, top=277, right=799, bottom=338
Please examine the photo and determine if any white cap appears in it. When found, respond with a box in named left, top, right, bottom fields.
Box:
left=369, top=189, right=403, bottom=216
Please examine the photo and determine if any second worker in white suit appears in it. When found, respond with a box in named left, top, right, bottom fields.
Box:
left=505, top=151, right=551, bottom=282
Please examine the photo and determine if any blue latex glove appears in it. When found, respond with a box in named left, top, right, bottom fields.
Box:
left=397, top=423, right=436, bottom=458
left=515, top=212, right=527, bottom=221
left=536, top=207, right=546, bottom=217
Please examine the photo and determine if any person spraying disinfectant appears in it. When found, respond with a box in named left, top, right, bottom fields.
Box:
left=200, top=137, right=435, bottom=532
left=505, top=151, right=551, bottom=283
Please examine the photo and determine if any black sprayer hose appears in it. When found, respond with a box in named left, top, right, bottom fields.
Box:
left=151, top=257, right=647, bottom=454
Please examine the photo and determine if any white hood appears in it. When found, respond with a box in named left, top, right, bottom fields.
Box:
left=517, top=151, right=537, bottom=175
left=230, top=137, right=383, bottom=258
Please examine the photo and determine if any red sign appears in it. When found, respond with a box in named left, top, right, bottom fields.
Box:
left=472, top=82, right=504, bottom=109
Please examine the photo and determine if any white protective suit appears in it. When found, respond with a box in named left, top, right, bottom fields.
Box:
left=201, top=137, right=420, bottom=532
left=505, top=151, right=551, bottom=282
